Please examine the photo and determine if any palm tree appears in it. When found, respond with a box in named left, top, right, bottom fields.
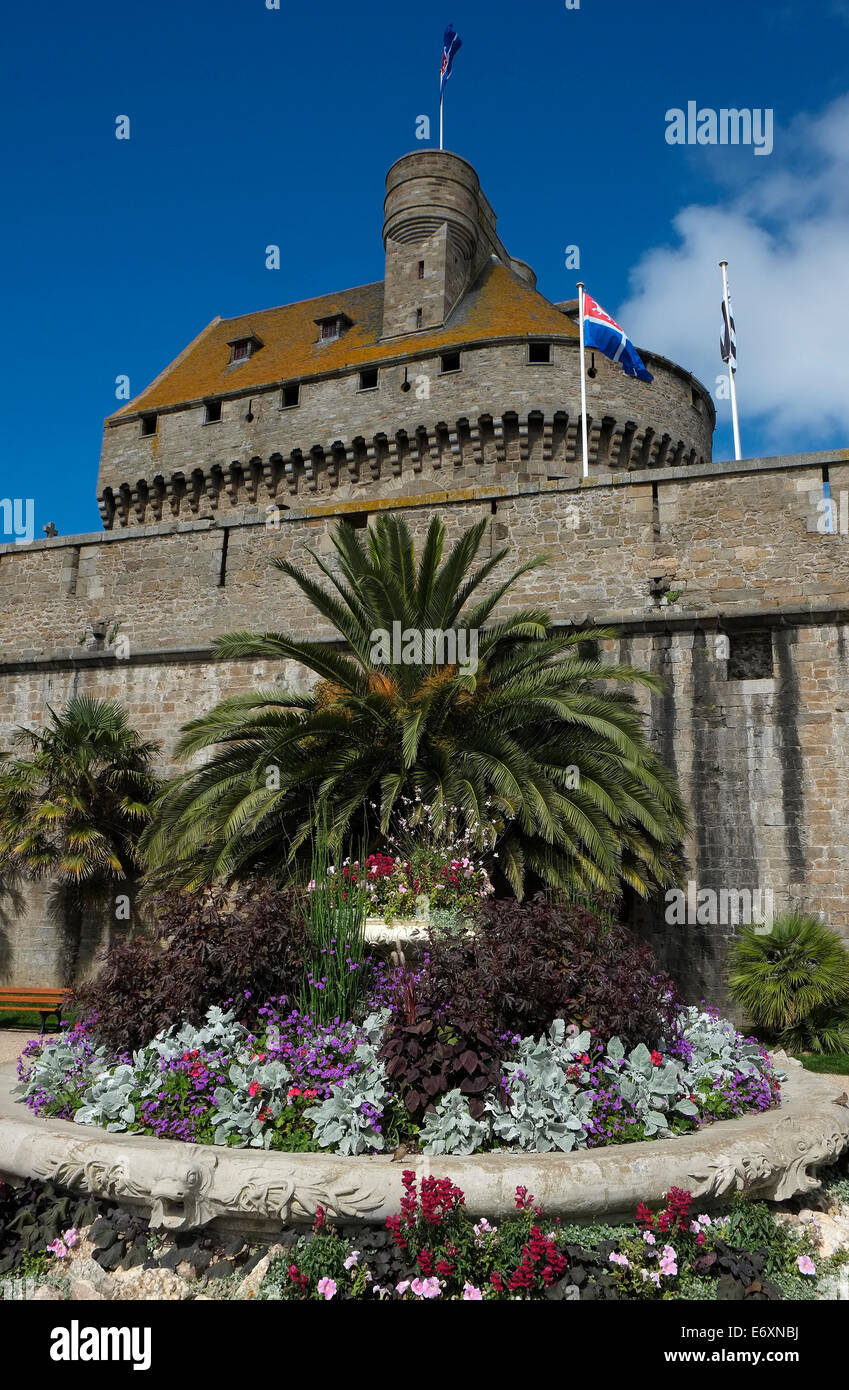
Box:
left=141, top=515, right=687, bottom=900
left=0, top=696, right=161, bottom=976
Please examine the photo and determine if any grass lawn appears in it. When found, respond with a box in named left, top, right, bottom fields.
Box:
left=800, top=1052, right=849, bottom=1076
left=0, top=1009, right=67, bottom=1033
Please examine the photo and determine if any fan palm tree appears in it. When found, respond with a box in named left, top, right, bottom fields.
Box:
left=141, top=514, right=687, bottom=899
left=729, top=912, right=849, bottom=1053
left=0, top=696, right=161, bottom=976
left=0, top=695, right=160, bottom=883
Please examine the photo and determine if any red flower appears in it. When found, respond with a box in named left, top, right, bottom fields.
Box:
left=650, top=1051, right=663, bottom=1066
left=248, top=1081, right=262, bottom=1098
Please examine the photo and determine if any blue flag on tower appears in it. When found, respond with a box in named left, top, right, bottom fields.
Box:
left=440, top=25, right=462, bottom=96
left=582, top=292, right=653, bottom=383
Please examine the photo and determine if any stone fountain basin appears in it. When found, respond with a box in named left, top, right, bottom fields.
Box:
left=1, top=1056, right=847, bottom=1234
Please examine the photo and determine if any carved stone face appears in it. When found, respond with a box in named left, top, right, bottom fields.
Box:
left=148, top=1160, right=216, bottom=1230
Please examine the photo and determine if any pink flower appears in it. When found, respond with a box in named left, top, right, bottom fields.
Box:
left=317, top=1277, right=337, bottom=1300
left=63, top=1228, right=79, bottom=1249
left=462, top=1283, right=483, bottom=1300
left=344, top=1252, right=360, bottom=1270
left=248, top=1081, right=261, bottom=1098
left=650, top=1051, right=664, bottom=1066
left=411, top=1277, right=441, bottom=1299
left=797, top=1255, right=816, bottom=1276
left=396, top=1280, right=411, bottom=1295
left=643, top=1231, right=656, bottom=1245
left=46, top=1239, right=69, bottom=1259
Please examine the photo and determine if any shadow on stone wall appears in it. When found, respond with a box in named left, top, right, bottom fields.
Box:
left=0, top=874, right=25, bottom=983
left=48, top=881, right=143, bottom=988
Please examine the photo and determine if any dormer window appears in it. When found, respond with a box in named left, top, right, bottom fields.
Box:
left=315, top=312, right=352, bottom=344
left=227, top=333, right=263, bottom=364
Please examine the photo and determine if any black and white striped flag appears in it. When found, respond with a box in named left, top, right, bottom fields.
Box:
left=720, top=294, right=737, bottom=372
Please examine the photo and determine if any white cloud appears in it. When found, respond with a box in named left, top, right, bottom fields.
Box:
left=619, top=93, right=849, bottom=457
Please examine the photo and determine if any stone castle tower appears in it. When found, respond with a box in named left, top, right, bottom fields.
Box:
left=2, top=149, right=848, bottom=999
left=96, top=151, right=713, bottom=529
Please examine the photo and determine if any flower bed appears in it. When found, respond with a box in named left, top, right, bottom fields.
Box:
left=16, top=1002, right=779, bottom=1157
left=319, top=848, right=494, bottom=923
left=259, top=1177, right=825, bottom=1302
left=2, top=1168, right=843, bottom=1302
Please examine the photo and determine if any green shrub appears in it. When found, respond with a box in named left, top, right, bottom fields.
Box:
left=728, top=912, right=849, bottom=1054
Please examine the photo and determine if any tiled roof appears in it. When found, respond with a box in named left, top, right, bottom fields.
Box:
left=110, top=262, right=578, bottom=419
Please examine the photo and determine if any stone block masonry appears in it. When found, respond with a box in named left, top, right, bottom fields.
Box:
left=3, top=448, right=849, bottom=1000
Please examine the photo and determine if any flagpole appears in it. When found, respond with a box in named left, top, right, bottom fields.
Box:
left=439, top=91, right=444, bottom=150
left=576, top=282, right=589, bottom=478
left=719, top=260, right=742, bottom=461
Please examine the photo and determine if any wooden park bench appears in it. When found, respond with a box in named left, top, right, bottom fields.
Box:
left=0, top=987, right=66, bottom=1034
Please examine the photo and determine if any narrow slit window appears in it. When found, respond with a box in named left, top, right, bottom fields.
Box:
left=281, top=383, right=300, bottom=409
left=204, top=400, right=222, bottom=424
left=140, top=413, right=157, bottom=436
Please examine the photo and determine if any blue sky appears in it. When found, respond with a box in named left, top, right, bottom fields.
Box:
left=2, top=0, right=848, bottom=537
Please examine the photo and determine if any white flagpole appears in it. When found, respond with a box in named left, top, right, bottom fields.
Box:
left=439, top=91, right=444, bottom=150
left=576, top=281, right=589, bottom=478
left=719, top=260, right=742, bottom=461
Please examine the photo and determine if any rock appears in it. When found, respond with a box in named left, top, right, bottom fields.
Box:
left=233, top=1244, right=286, bottom=1300
left=802, top=1210, right=849, bottom=1258
left=31, top=1285, right=65, bottom=1300
left=63, top=1255, right=114, bottom=1297
left=69, top=1279, right=105, bottom=1301
left=176, top=1262, right=198, bottom=1282
left=111, top=1267, right=192, bottom=1302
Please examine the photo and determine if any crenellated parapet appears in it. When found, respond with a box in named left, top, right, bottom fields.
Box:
left=97, top=403, right=711, bottom=528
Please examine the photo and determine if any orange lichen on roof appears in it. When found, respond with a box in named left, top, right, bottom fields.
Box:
left=110, top=263, right=578, bottom=420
